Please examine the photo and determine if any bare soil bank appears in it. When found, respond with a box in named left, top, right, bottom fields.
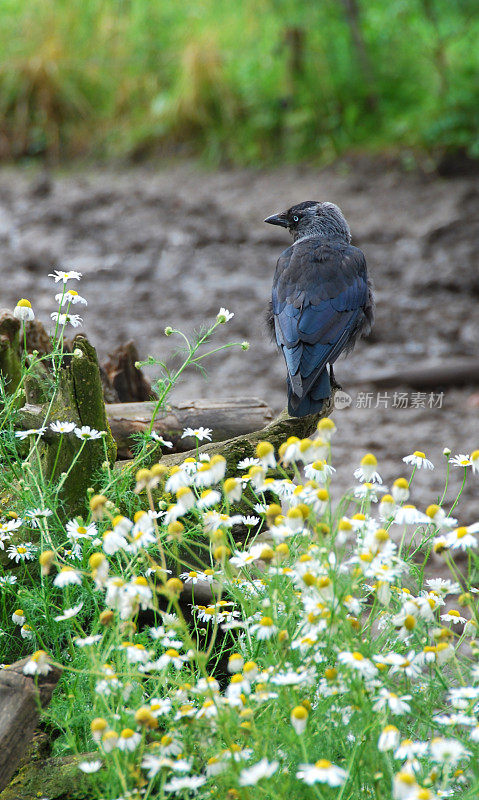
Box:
left=0, top=158, right=478, bottom=518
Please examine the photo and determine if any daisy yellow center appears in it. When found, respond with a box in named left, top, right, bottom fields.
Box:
left=68, top=290, right=78, bottom=296
left=17, top=299, right=32, bottom=307
left=120, top=728, right=135, bottom=739
left=448, top=609, right=460, bottom=617
left=394, top=478, right=409, bottom=489
left=404, top=615, right=416, bottom=630
left=352, top=652, right=364, bottom=661
left=17, top=547, right=27, bottom=554
left=260, top=616, right=273, bottom=627
left=77, top=526, right=87, bottom=534
left=315, top=759, right=332, bottom=769
left=165, top=648, right=179, bottom=657
left=256, top=441, right=273, bottom=457
left=292, top=705, right=308, bottom=719
left=398, top=772, right=416, bottom=786
left=361, top=453, right=377, bottom=466
left=456, top=527, right=468, bottom=539
left=413, top=451, right=426, bottom=458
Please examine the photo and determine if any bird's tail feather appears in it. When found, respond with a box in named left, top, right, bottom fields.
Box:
left=287, top=369, right=330, bottom=417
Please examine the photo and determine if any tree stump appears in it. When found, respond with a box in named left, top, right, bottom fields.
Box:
left=0, top=311, right=22, bottom=396
left=17, top=336, right=117, bottom=515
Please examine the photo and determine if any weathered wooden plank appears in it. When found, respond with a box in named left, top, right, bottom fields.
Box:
left=106, top=397, right=274, bottom=457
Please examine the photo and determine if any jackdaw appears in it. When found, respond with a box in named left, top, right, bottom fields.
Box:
left=265, top=201, right=374, bottom=417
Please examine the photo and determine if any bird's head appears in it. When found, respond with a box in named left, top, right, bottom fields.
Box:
left=264, top=201, right=351, bottom=243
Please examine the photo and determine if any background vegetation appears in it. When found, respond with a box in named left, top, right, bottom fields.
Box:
left=0, top=0, right=478, bottom=165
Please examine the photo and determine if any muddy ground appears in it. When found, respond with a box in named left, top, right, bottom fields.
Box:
left=0, top=158, right=478, bottom=518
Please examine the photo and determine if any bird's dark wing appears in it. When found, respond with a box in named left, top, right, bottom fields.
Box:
left=271, top=238, right=369, bottom=398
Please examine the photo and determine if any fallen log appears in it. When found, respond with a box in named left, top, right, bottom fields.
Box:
left=153, top=395, right=334, bottom=476
left=107, top=397, right=275, bottom=458
left=351, top=358, right=479, bottom=390
left=0, top=658, right=62, bottom=792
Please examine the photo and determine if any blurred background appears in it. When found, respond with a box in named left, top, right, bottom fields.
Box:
left=0, top=0, right=478, bottom=512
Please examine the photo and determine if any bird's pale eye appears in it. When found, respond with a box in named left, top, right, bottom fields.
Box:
left=293, top=215, right=299, bottom=222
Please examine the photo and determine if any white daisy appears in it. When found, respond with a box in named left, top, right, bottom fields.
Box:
left=239, top=758, right=278, bottom=786
left=403, top=451, right=434, bottom=470
left=181, top=426, right=212, bottom=441
left=163, top=775, right=206, bottom=793
left=50, top=421, right=77, bottom=434
left=7, top=542, right=36, bottom=562
left=54, top=602, right=83, bottom=621
left=78, top=760, right=102, bottom=773
left=74, top=426, right=104, bottom=440
left=150, top=432, right=173, bottom=447
left=117, top=728, right=142, bottom=751
left=53, top=566, right=82, bottom=587
left=55, top=289, right=87, bottom=306
left=50, top=312, right=83, bottom=327
left=217, top=307, right=234, bottom=323
left=450, top=453, right=472, bottom=468
left=297, top=759, right=347, bottom=787
left=49, top=269, right=82, bottom=283
left=23, top=650, right=51, bottom=675
left=15, top=427, right=46, bottom=440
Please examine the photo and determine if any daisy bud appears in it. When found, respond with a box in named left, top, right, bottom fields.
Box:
left=228, top=653, right=244, bottom=673
left=165, top=577, right=183, bottom=596
left=73, top=348, right=83, bottom=359
left=392, top=478, right=409, bottom=503
left=241, top=341, right=250, bottom=350
left=90, top=717, right=108, bottom=741
left=13, top=298, right=35, bottom=321
left=135, top=707, right=157, bottom=728
left=443, top=447, right=451, bottom=457
left=213, top=545, right=230, bottom=561
left=164, top=326, right=173, bottom=336
left=39, top=549, right=55, bottom=575
left=259, top=545, right=274, bottom=562
left=266, top=503, right=282, bottom=524
left=243, top=661, right=258, bottom=682
left=167, top=521, right=184, bottom=540
left=224, top=477, right=242, bottom=501
left=134, top=468, right=151, bottom=493
left=379, top=494, right=395, bottom=519
left=89, top=552, right=106, bottom=570
left=150, top=463, right=167, bottom=480
left=378, top=724, right=400, bottom=752
left=291, top=705, right=308, bottom=734
left=99, top=609, right=114, bottom=626
left=324, top=667, right=337, bottom=681
left=89, top=494, right=108, bottom=519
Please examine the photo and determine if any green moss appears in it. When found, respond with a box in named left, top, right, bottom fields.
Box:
left=0, top=754, right=91, bottom=800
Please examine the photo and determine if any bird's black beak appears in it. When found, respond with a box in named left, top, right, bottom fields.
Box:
left=264, top=212, right=289, bottom=228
